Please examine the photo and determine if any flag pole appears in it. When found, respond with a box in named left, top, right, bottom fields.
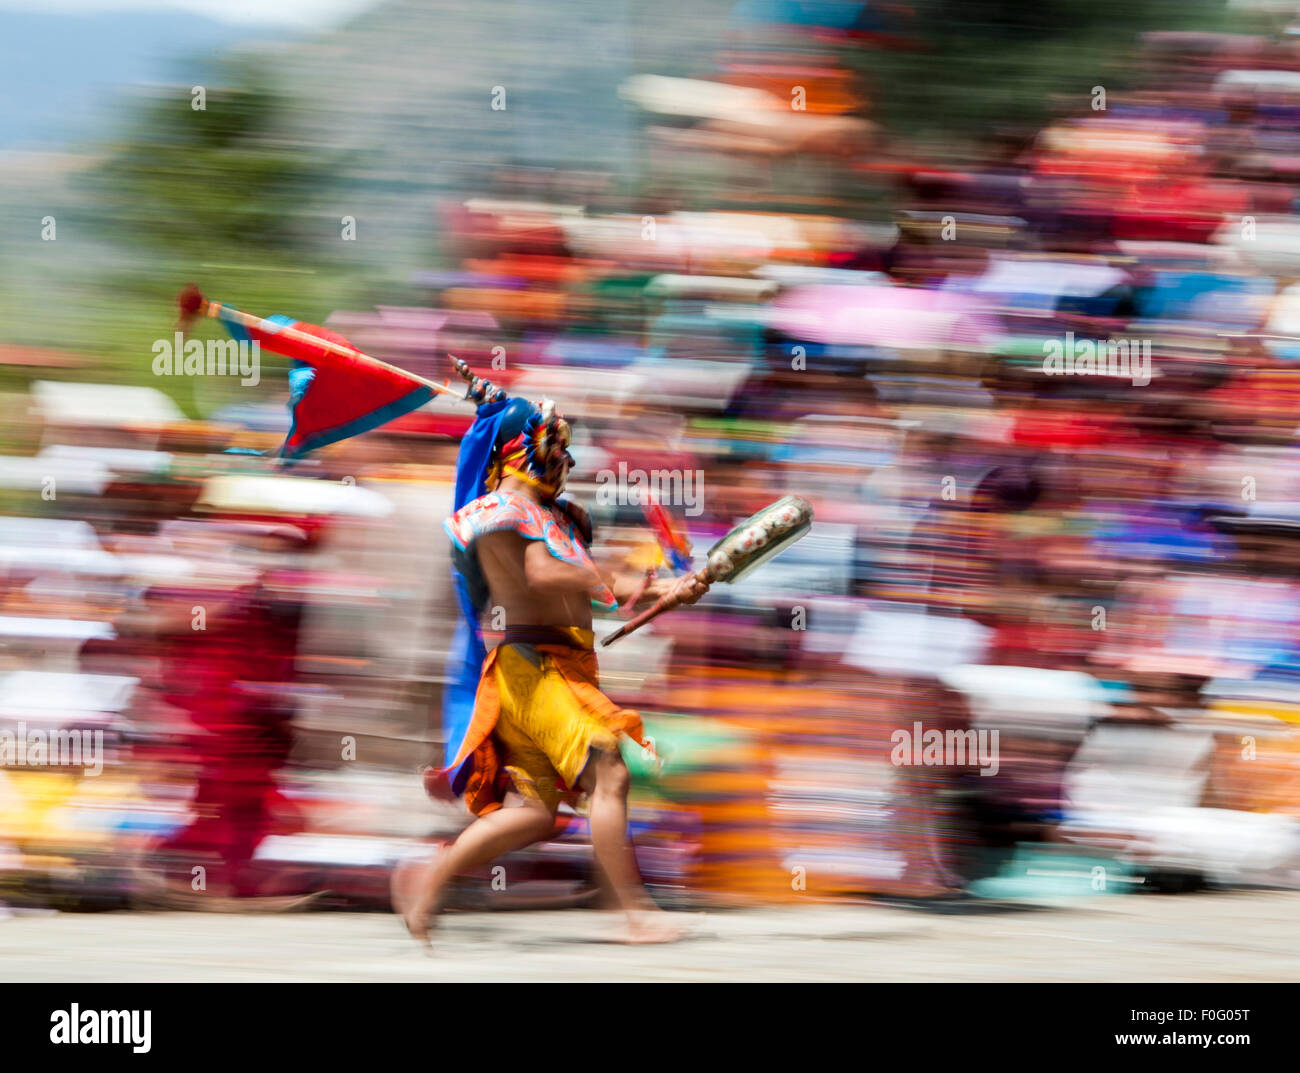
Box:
left=177, top=285, right=471, bottom=402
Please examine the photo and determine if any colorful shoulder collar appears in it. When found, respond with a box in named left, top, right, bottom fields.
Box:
left=444, top=491, right=616, bottom=611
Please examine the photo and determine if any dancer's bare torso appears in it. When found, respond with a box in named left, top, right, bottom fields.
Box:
left=475, top=528, right=598, bottom=631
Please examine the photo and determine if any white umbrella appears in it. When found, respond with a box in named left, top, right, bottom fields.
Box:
left=33, top=381, right=185, bottom=428
left=940, top=665, right=1111, bottom=736
left=196, top=475, right=394, bottom=519
left=1214, top=214, right=1300, bottom=273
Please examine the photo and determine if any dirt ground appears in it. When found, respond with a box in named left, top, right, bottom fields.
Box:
left=2, top=889, right=1297, bottom=982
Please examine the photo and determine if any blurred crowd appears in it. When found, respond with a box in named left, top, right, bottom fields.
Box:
left=6, top=22, right=1300, bottom=913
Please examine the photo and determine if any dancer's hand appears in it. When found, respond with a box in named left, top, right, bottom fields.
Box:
left=639, top=571, right=710, bottom=606
left=667, top=572, right=710, bottom=606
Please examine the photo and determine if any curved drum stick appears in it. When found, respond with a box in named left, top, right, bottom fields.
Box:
left=600, top=494, right=814, bottom=647
left=600, top=568, right=711, bottom=647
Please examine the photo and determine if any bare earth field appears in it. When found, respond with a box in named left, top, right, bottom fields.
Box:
left=1, top=891, right=1296, bottom=982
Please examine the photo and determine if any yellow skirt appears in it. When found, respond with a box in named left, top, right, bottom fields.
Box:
left=432, top=627, right=649, bottom=817
left=492, top=641, right=622, bottom=812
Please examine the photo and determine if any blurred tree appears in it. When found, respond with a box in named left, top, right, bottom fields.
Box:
left=848, top=0, right=1244, bottom=144
left=86, top=60, right=336, bottom=255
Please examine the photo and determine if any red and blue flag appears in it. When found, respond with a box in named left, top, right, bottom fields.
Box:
left=213, top=303, right=434, bottom=458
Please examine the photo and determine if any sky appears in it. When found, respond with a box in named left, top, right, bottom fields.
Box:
left=0, top=0, right=378, bottom=28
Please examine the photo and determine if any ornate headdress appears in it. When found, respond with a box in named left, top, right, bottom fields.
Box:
left=451, top=357, right=572, bottom=502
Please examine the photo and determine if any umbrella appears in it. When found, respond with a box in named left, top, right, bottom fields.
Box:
left=32, top=380, right=185, bottom=428
left=1136, top=271, right=1274, bottom=328
left=620, top=74, right=788, bottom=123
left=1214, top=214, right=1300, bottom=274
left=644, top=274, right=780, bottom=301
left=939, top=665, right=1111, bottom=737
left=766, top=283, right=1003, bottom=350
left=1261, top=282, right=1300, bottom=360
left=0, top=456, right=112, bottom=496
left=37, top=445, right=172, bottom=476
left=620, top=76, right=875, bottom=161
left=195, top=475, right=394, bottom=519
left=845, top=604, right=992, bottom=677
left=1214, top=69, right=1300, bottom=94
left=947, top=258, right=1130, bottom=315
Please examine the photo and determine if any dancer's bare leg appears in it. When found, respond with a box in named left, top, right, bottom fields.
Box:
left=398, top=794, right=554, bottom=946
left=579, top=748, right=685, bottom=943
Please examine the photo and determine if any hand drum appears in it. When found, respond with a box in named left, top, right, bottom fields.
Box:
left=600, top=495, right=814, bottom=646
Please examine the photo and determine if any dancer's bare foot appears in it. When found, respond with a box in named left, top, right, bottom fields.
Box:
left=403, top=907, right=432, bottom=948
left=619, top=909, right=690, bottom=944
left=391, top=850, right=441, bottom=948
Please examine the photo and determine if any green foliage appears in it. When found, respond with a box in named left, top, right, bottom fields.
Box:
left=846, top=0, right=1248, bottom=147
left=84, top=62, right=334, bottom=256
left=0, top=60, right=391, bottom=410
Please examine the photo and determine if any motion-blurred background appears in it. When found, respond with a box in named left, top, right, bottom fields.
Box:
left=3, top=0, right=1300, bottom=917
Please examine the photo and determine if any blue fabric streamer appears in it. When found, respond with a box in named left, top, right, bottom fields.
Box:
left=441, top=398, right=514, bottom=768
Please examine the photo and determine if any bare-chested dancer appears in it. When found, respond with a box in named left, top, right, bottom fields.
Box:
left=393, top=383, right=707, bottom=946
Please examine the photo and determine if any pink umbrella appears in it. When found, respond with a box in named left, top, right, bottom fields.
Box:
left=766, top=284, right=1003, bottom=350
